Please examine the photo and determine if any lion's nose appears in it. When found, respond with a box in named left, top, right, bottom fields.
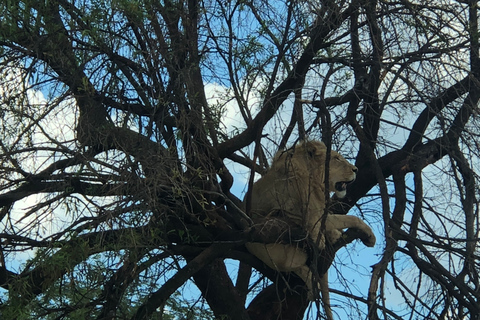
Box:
left=352, top=167, right=358, bottom=173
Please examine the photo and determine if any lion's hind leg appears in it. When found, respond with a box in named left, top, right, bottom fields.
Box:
left=245, top=243, right=308, bottom=271
left=319, top=273, right=333, bottom=320
left=295, top=266, right=333, bottom=320
left=245, top=244, right=315, bottom=297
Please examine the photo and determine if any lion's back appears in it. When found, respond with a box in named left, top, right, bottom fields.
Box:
left=249, top=141, right=327, bottom=228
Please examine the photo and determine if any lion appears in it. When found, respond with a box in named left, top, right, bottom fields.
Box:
left=245, top=140, right=376, bottom=319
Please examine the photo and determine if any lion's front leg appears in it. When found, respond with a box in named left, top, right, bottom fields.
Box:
left=325, top=214, right=376, bottom=247
left=308, top=222, right=326, bottom=250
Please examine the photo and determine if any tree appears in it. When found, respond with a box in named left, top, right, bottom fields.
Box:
left=0, top=0, right=479, bottom=319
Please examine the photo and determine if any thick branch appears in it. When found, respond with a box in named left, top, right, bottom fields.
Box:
left=192, top=259, right=252, bottom=320
left=132, top=244, right=239, bottom=320
left=0, top=178, right=128, bottom=208
left=402, top=76, right=470, bottom=151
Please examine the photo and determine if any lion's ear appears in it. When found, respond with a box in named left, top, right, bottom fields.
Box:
left=304, top=140, right=326, bottom=158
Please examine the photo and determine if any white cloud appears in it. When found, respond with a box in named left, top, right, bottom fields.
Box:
left=0, top=65, right=81, bottom=270
left=204, top=82, right=248, bottom=137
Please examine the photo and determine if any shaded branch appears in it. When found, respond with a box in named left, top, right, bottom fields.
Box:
left=132, top=243, right=240, bottom=320
left=192, top=259, right=252, bottom=320
left=402, top=76, right=470, bottom=151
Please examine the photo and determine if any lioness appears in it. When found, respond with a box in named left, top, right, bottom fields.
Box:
left=246, top=140, right=376, bottom=318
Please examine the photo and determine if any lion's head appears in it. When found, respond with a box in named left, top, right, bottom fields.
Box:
left=325, top=147, right=358, bottom=198
left=271, top=140, right=357, bottom=199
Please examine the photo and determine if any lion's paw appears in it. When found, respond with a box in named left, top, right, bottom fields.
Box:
left=361, top=230, right=376, bottom=247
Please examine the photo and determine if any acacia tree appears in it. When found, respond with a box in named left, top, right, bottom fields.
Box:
left=0, top=0, right=479, bottom=319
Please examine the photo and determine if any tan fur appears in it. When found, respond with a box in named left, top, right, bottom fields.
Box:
left=246, top=140, right=376, bottom=319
